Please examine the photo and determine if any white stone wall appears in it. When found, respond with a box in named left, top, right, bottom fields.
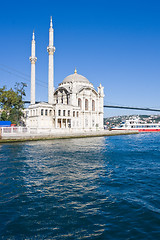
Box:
left=26, top=67, right=104, bottom=131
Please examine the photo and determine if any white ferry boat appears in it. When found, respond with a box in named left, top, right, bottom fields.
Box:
left=112, top=117, right=160, bottom=132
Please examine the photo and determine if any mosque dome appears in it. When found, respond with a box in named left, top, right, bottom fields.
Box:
left=62, top=68, right=90, bottom=84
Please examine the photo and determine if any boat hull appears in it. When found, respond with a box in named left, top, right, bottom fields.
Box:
left=112, top=128, right=160, bottom=132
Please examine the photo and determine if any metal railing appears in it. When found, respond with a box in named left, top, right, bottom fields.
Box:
left=1, top=127, right=28, bottom=135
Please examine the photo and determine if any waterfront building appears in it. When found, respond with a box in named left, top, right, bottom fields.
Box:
left=24, top=18, right=104, bottom=132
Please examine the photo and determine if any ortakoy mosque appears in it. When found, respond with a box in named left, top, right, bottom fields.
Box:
left=25, top=18, right=104, bottom=132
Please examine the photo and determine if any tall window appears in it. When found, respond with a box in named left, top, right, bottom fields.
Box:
left=78, top=98, right=82, bottom=109
left=58, top=110, right=61, bottom=116
left=73, top=111, right=75, bottom=117
left=63, top=110, right=65, bottom=116
left=68, top=110, right=70, bottom=116
left=92, top=100, right=95, bottom=111
left=45, top=109, right=48, bottom=116
left=85, top=99, right=88, bottom=111
left=41, top=109, right=44, bottom=116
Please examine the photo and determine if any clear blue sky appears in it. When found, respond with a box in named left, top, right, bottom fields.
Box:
left=0, top=0, right=160, bottom=117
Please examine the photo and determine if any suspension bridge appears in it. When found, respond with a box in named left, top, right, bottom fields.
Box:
left=1, top=64, right=160, bottom=113
left=103, top=105, right=160, bottom=112
left=24, top=101, right=160, bottom=113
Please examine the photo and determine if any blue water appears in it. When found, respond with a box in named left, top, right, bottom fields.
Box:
left=0, top=134, right=160, bottom=239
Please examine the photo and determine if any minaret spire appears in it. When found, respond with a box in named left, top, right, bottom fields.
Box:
left=47, top=16, right=55, bottom=104
left=50, top=16, right=53, bottom=28
left=29, top=30, right=37, bottom=105
left=32, top=30, right=35, bottom=40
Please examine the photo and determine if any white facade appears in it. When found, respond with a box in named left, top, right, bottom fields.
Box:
left=24, top=18, right=104, bottom=132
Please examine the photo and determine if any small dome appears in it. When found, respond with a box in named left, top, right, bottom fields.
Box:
left=62, top=69, right=90, bottom=84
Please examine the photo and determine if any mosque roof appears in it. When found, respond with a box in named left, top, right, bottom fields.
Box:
left=62, top=68, right=90, bottom=84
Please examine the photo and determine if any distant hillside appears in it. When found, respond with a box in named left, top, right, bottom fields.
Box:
left=104, top=115, right=160, bottom=128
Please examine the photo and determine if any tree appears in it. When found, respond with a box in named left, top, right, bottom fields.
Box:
left=0, top=82, right=27, bottom=125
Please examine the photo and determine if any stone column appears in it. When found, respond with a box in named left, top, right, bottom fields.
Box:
left=90, top=95, right=92, bottom=129
left=55, top=118, right=57, bottom=128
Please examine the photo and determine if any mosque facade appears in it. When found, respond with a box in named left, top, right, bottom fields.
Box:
left=24, top=18, right=104, bottom=132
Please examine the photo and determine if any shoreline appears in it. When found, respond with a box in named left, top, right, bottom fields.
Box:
left=0, top=130, right=138, bottom=144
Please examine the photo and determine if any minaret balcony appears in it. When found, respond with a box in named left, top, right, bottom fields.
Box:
left=29, top=56, right=37, bottom=64
left=47, top=46, right=56, bottom=55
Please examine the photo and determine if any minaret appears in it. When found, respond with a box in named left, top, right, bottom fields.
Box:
left=47, top=17, right=56, bottom=104
left=98, top=83, right=105, bottom=129
left=29, top=31, right=37, bottom=105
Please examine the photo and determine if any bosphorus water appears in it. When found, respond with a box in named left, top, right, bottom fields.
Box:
left=0, top=134, right=160, bottom=239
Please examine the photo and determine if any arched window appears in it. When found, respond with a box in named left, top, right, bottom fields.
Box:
left=78, top=98, right=82, bottom=109
left=85, top=99, right=88, bottom=111
left=45, top=109, right=48, bottom=116
left=92, top=100, right=95, bottom=111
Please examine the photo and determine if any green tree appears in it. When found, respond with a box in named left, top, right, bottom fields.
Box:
left=0, top=82, right=27, bottom=125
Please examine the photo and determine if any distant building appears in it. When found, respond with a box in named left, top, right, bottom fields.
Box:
left=24, top=18, right=104, bottom=132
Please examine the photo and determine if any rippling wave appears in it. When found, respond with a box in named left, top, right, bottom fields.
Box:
left=0, top=134, right=160, bottom=239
